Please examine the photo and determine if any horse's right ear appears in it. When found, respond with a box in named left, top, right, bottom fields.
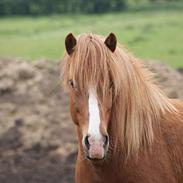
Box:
left=65, top=33, right=77, bottom=55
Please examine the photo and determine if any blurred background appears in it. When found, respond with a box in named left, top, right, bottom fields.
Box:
left=0, top=0, right=183, bottom=67
left=0, top=0, right=183, bottom=183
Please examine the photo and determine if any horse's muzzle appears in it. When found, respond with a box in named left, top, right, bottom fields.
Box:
left=84, top=134, right=109, bottom=160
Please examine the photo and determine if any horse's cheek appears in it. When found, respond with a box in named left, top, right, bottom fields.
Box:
left=70, top=98, right=79, bottom=125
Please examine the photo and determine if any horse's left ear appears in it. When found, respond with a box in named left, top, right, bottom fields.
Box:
left=104, top=33, right=117, bottom=52
left=65, top=33, right=77, bottom=55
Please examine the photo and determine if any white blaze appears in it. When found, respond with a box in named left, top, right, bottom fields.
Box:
left=88, top=89, right=101, bottom=139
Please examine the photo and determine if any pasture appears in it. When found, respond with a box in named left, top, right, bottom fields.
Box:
left=0, top=8, right=183, bottom=68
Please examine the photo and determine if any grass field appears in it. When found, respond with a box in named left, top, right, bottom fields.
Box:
left=0, top=7, right=183, bottom=68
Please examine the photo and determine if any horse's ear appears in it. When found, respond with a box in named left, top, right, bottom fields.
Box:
left=104, top=33, right=117, bottom=52
left=65, top=33, right=77, bottom=55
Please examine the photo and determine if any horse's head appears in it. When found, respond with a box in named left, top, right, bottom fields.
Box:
left=62, top=33, right=177, bottom=161
left=63, top=33, right=118, bottom=161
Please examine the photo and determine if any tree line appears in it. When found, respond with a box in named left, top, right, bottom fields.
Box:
left=0, top=0, right=181, bottom=16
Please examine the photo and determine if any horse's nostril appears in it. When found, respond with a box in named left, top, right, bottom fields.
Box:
left=103, top=135, right=109, bottom=148
left=84, top=135, right=90, bottom=150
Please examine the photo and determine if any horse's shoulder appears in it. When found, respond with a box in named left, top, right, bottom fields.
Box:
left=160, top=99, right=183, bottom=155
left=159, top=99, right=183, bottom=179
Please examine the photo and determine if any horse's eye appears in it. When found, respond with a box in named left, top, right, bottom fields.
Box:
left=69, top=80, right=75, bottom=88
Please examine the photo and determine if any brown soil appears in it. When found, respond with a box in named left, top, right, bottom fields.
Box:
left=0, top=59, right=182, bottom=183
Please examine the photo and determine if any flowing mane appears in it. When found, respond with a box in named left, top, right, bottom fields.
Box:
left=62, top=33, right=177, bottom=156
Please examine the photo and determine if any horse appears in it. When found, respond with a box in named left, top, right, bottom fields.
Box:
left=61, top=33, right=183, bottom=183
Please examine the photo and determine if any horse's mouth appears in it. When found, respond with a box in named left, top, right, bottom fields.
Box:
left=86, top=155, right=106, bottom=161
left=85, top=148, right=108, bottom=162
left=85, top=145, right=106, bottom=160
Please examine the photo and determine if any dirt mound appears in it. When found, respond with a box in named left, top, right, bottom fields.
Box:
left=0, top=59, right=182, bottom=183
left=0, top=59, right=76, bottom=183
left=146, top=61, right=183, bottom=99
left=177, top=68, right=183, bottom=76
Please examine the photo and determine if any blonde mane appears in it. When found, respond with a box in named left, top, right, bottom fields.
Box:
left=62, top=33, right=177, bottom=156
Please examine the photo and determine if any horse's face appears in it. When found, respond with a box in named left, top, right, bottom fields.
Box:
left=69, top=85, right=113, bottom=160
left=64, top=33, right=117, bottom=161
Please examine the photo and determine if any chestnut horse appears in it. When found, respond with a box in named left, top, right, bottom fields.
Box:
left=62, top=33, right=183, bottom=183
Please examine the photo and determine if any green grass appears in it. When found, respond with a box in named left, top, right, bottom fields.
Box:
left=0, top=8, right=183, bottom=68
